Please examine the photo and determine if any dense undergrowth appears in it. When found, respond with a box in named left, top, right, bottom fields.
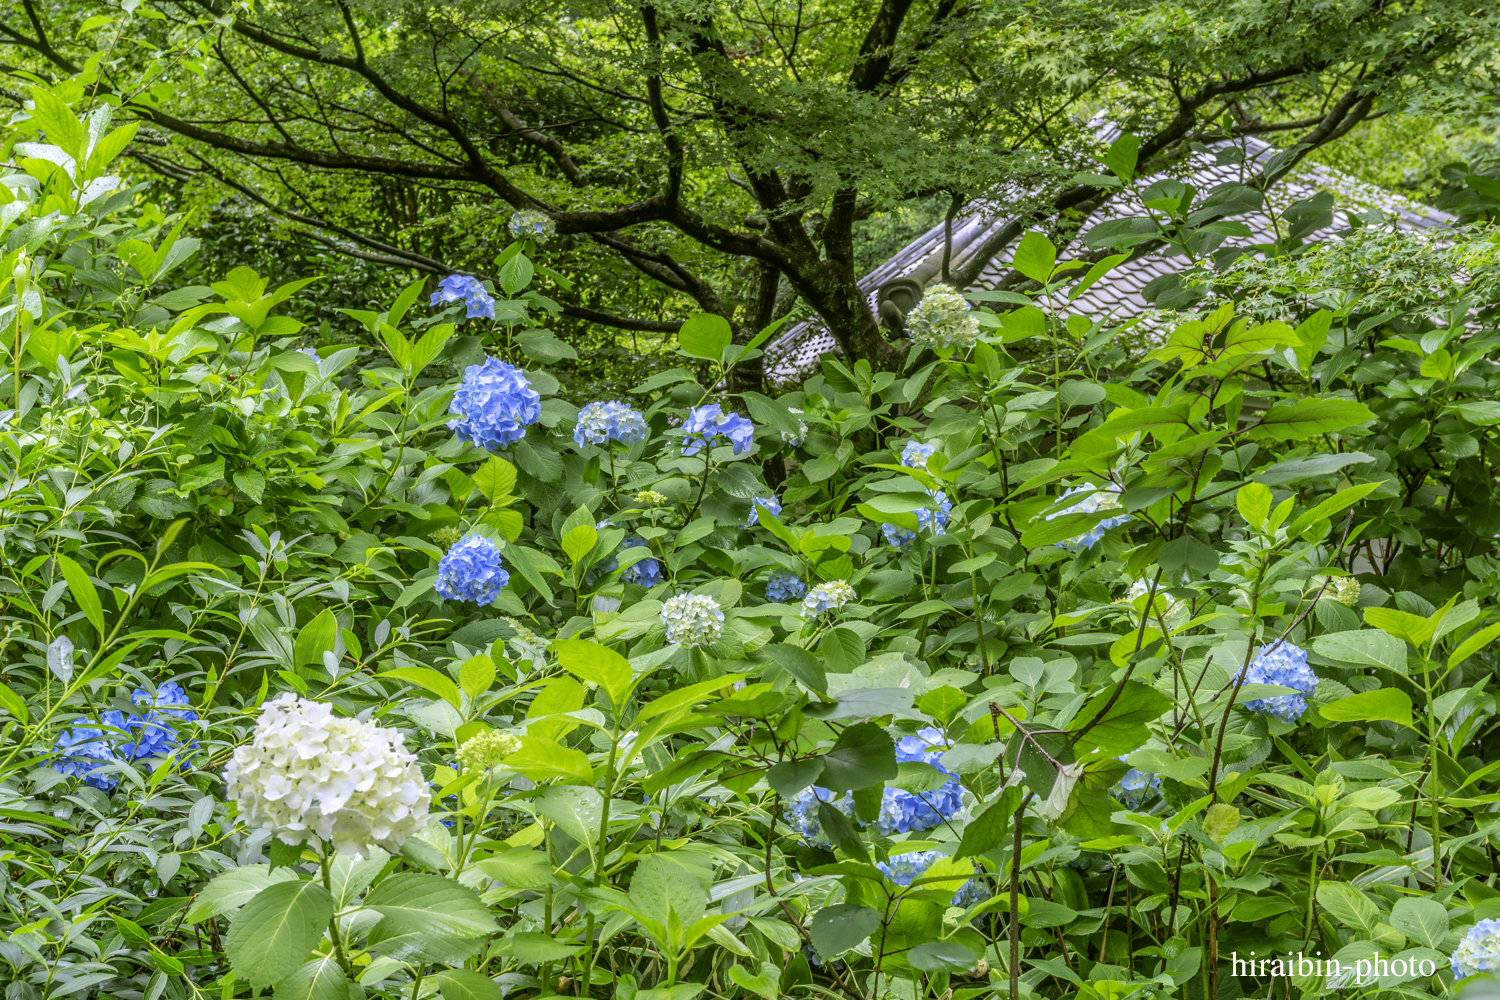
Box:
left=6, top=77, right=1500, bottom=1000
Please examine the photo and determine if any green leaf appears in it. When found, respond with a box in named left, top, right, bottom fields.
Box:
left=1319, top=689, right=1413, bottom=727
left=185, top=866, right=298, bottom=923
left=1315, top=883, right=1383, bottom=937
left=458, top=655, right=496, bottom=700
left=1103, top=133, right=1140, bottom=182
left=1236, top=482, right=1272, bottom=529
left=294, top=608, right=339, bottom=671
left=1287, top=481, right=1381, bottom=536
left=1450, top=621, right=1500, bottom=668
left=908, top=941, right=979, bottom=973
left=473, top=457, right=518, bottom=503
left=760, top=643, right=826, bottom=693
left=379, top=666, right=463, bottom=712
left=554, top=639, right=635, bottom=708
left=818, top=722, right=895, bottom=791
left=808, top=904, right=881, bottom=958
left=1249, top=398, right=1375, bottom=441
left=57, top=555, right=104, bottom=641
left=561, top=524, right=598, bottom=566
left=678, top=313, right=732, bottom=361
left=436, top=970, right=502, bottom=1000
left=1388, top=898, right=1448, bottom=949
left=224, top=880, right=334, bottom=989
left=1311, top=630, right=1407, bottom=674
left=276, top=957, right=350, bottom=1000
left=1364, top=607, right=1434, bottom=647
left=768, top=758, right=826, bottom=798
left=364, top=873, right=498, bottom=963
left=1013, top=231, right=1057, bottom=283
left=234, top=469, right=266, bottom=503
left=954, top=785, right=1023, bottom=860
left=727, top=962, right=781, bottom=1000
left=509, top=737, right=594, bottom=783
left=1070, top=681, right=1172, bottom=757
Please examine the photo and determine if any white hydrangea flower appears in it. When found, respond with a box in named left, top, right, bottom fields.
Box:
left=803, top=580, right=856, bottom=616
left=1122, top=579, right=1183, bottom=622
left=782, top=407, right=808, bottom=447
left=906, top=284, right=980, bottom=352
left=1330, top=577, right=1362, bottom=608
left=225, top=694, right=430, bottom=858
left=660, top=593, right=724, bottom=647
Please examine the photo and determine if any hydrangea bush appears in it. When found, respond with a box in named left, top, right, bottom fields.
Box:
left=4, top=76, right=1500, bottom=1000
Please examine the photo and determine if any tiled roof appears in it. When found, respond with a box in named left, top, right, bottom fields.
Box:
left=765, top=136, right=1453, bottom=381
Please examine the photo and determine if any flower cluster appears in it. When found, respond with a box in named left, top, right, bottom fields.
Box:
left=1451, top=919, right=1500, bottom=979
left=449, top=357, right=541, bottom=450
left=765, top=570, right=807, bottom=603
left=784, top=786, right=855, bottom=848
left=431, top=525, right=464, bottom=548
left=906, top=284, right=980, bottom=352
left=782, top=408, right=808, bottom=447
left=1048, top=484, right=1130, bottom=550
left=299, top=347, right=321, bottom=364
left=803, top=580, right=855, bottom=616
left=1242, top=641, right=1318, bottom=723
left=53, top=682, right=199, bottom=789
left=225, top=694, right=430, bottom=857
left=1331, top=577, right=1362, bottom=607
left=635, top=490, right=668, bottom=506
left=901, top=440, right=937, bottom=468
left=787, top=730, right=966, bottom=846
left=883, top=489, right=950, bottom=548
left=681, top=403, right=754, bottom=456
left=661, top=593, right=724, bottom=647
left=878, top=727, right=967, bottom=834
left=508, top=209, right=557, bottom=244
left=53, top=727, right=120, bottom=790
left=574, top=400, right=648, bottom=447
left=105, top=682, right=200, bottom=761
left=435, top=535, right=510, bottom=605
left=457, top=730, right=522, bottom=773
left=1115, top=753, right=1161, bottom=809
left=619, top=538, right=662, bottom=587
left=746, top=495, right=781, bottom=527
left=503, top=617, right=547, bottom=664
left=431, top=274, right=496, bottom=321
left=876, top=851, right=990, bottom=907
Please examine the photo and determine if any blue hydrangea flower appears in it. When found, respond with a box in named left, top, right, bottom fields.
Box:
left=449, top=357, right=541, bottom=450
left=916, top=490, right=951, bottom=535
left=878, top=727, right=967, bottom=834
left=901, top=441, right=937, bottom=468
left=883, top=523, right=917, bottom=548
left=1451, top=919, right=1500, bottom=979
left=765, top=570, right=807, bottom=603
left=681, top=404, right=754, bottom=456
left=299, top=347, right=321, bottom=363
left=782, top=408, right=808, bottom=447
left=620, top=538, right=662, bottom=587
left=1115, top=753, right=1161, bottom=809
left=1241, top=641, right=1317, bottom=723
left=106, top=682, right=200, bottom=761
left=435, top=535, right=510, bottom=605
left=785, top=785, right=856, bottom=848
left=574, top=400, right=648, bottom=447
left=54, top=727, right=118, bottom=790
left=746, top=496, right=782, bottom=527
left=877, top=851, right=990, bottom=907
left=1048, top=484, right=1130, bottom=550
left=430, top=274, right=496, bottom=321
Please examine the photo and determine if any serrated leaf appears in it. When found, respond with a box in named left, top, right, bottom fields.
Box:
left=224, top=880, right=334, bottom=989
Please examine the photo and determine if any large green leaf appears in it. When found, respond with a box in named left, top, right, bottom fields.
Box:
left=1312, top=630, right=1407, bottom=673
left=808, top=904, right=880, bottom=958
left=1389, top=898, right=1448, bottom=949
left=364, top=873, right=498, bottom=963
left=224, top=880, right=334, bottom=989
left=818, top=722, right=896, bottom=792
left=1249, top=398, right=1375, bottom=440
left=1070, top=681, right=1172, bottom=757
